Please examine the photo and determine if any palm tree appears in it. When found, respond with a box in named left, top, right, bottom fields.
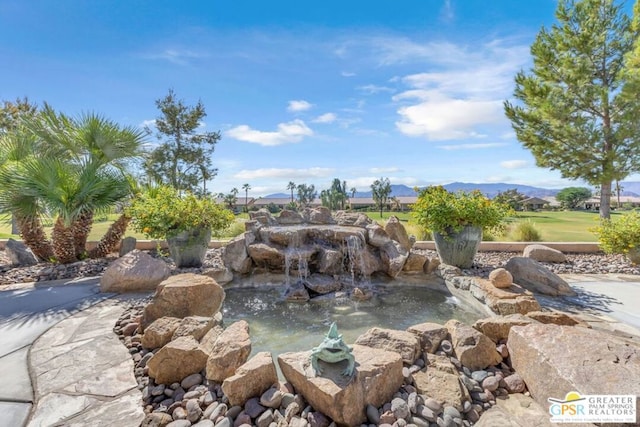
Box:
left=287, top=181, right=296, bottom=204
left=0, top=106, right=145, bottom=262
left=242, top=183, right=251, bottom=212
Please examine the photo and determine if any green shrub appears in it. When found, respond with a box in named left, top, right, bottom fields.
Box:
left=511, top=220, right=542, bottom=242
left=405, top=222, right=431, bottom=241
left=127, top=185, right=235, bottom=240
left=411, top=186, right=513, bottom=237
left=224, top=220, right=247, bottom=238
left=591, top=211, right=640, bottom=255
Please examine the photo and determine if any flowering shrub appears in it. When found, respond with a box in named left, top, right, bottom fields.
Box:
left=591, top=211, right=640, bottom=256
left=127, top=185, right=235, bottom=240
left=411, top=186, right=513, bottom=237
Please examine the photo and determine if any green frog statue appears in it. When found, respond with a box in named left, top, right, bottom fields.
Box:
left=310, top=322, right=355, bottom=377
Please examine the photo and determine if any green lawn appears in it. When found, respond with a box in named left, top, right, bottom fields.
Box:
left=0, top=209, right=628, bottom=243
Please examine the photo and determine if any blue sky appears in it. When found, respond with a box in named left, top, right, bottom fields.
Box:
left=2, top=0, right=633, bottom=196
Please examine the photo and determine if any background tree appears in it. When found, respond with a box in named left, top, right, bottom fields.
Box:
left=242, top=183, right=251, bottom=212
left=493, top=189, right=527, bottom=210
left=504, top=0, right=640, bottom=219
left=615, top=179, right=624, bottom=208
left=223, top=188, right=238, bottom=210
left=320, top=178, right=348, bottom=210
left=371, top=177, right=391, bottom=218
left=556, top=186, right=593, bottom=209
left=287, top=181, right=296, bottom=204
left=296, top=183, right=317, bottom=208
left=144, top=89, right=221, bottom=194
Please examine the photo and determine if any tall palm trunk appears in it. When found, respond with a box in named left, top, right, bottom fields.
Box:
left=52, top=217, right=77, bottom=264
left=17, top=216, right=54, bottom=261
left=89, top=213, right=131, bottom=258
left=72, top=211, right=94, bottom=258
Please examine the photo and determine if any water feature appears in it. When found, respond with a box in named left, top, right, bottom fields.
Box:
left=222, top=281, right=483, bottom=356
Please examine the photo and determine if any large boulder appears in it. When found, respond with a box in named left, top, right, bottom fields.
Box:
left=406, top=322, right=448, bottom=355
left=355, top=327, right=421, bottom=364
left=475, top=393, right=554, bottom=427
left=206, top=320, right=251, bottom=382
left=523, top=244, right=566, bottom=263
left=5, top=238, right=38, bottom=266
left=141, top=317, right=182, bottom=349
left=118, top=236, right=137, bottom=257
left=445, top=320, right=502, bottom=370
left=141, top=273, right=225, bottom=330
left=221, top=352, right=278, bottom=407
left=402, top=252, right=428, bottom=273
left=469, top=277, right=542, bottom=316
left=100, top=250, right=170, bottom=293
left=472, top=314, right=539, bottom=343
left=508, top=323, right=640, bottom=423
left=172, top=315, right=218, bottom=341
left=524, top=311, right=585, bottom=327
left=505, top=257, right=575, bottom=296
left=412, top=354, right=470, bottom=412
left=384, top=216, right=412, bottom=252
left=379, top=242, right=409, bottom=278
left=147, top=336, right=208, bottom=385
left=304, top=274, right=341, bottom=295
left=223, top=234, right=252, bottom=274
left=277, top=345, right=403, bottom=426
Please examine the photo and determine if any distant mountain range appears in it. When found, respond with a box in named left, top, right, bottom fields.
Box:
left=263, top=182, right=640, bottom=199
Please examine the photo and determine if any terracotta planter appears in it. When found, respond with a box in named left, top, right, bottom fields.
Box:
left=433, top=225, right=482, bottom=269
left=166, top=227, right=211, bottom=268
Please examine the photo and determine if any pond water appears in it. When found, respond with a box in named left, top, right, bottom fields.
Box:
left=222, top=282, right=483, bottom=356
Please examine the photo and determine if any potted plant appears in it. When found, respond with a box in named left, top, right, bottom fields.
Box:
left=411, top=186, right=513, bottom=268
left=591, top=211, right=640, bottom=264
left=127, top=185, right=235, bottom=267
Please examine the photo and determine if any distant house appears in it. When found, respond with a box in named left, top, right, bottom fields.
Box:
left=349, top=196, right=417, bottom=211
left=521, top=197, right=549, bottom=211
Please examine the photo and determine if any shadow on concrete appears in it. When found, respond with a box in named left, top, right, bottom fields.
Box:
left=536, top=287, right=620, bottom=315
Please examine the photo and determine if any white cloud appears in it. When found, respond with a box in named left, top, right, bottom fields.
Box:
left=226, top=119, right=313, bottom=146
left=395, top=91, right=503, bottom=140
left=312, top=113, right=337, bottom=124
left=485, top=175, right=511, bottom=183
left=391, top=39, right=529, bottom=141
left=357, top=84, right=396, bottom=95
left=500, top=160, right=529, bottom=169
left=341, top=71, right=356, bottom=77
left=440, top=0, right=454, bottom=23
left=233, top=167, right=334, bottom=180
left=139, top=119, right=156, bottom=128
left=287, top=100, right=313, bottom=112
left=347, top=176, right=420, bottom=188
left=437, top=142, right=508, bottom=151
left=140, top=49, right=207, bottom=65
left=369, top=167, right=400, bottom=174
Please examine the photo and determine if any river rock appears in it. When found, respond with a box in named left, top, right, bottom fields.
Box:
left=488, top=268, right=513, bottom=288
left=223, top=235, right=252, bottom=274
left=142, top=316, right=182, bottom=349
left=445, top=320, right=502, bottom=370
left=100, top=250, right=170, bottom=293
left=141, top=273, right=225, bottom=330
left=222, top=352, right=277, bottom=407
left=523, top=244, right=566, bottom=263
left=206, top=320, right=251, bottom=382
left=472, top=314, right=538, bottom=343
left=508, top=323, right=640, bottom=423
left=355, top=327, right=421, bottom=364
left=406, top=322, right=448, bottom=355
left=6, top=238, right=38, bottom=266
left=147, top=336, right=208, bottom=385
left=505, top=257, right=575, bottom=296
left=277, top=345, right=403, bottom=426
